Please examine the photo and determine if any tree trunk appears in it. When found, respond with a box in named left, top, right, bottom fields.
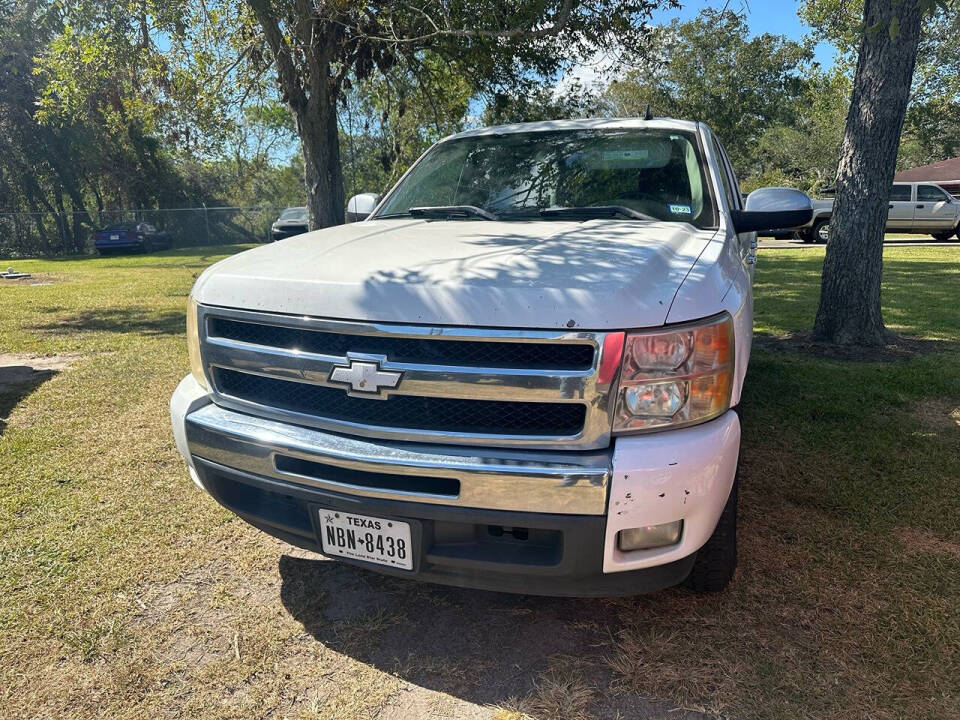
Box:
left=299, top=91, right=346, bottom=229
left=812, top=0, right=924, bottom=346
left=246, top=0, right=346, bottom=231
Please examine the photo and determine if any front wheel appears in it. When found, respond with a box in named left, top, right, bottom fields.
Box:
left=684, top=466, right=739, bottom=593
left=812, top=218, right=830, bottom=244
left=932, top=231, right=953, bottom=242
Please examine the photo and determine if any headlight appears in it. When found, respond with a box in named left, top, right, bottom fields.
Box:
left=186, top=295, right=209, bottom=390
left=612, top=314, right=734, bottom=433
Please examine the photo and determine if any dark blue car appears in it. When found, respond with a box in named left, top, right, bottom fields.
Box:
left=94, top=222, right=172, bottom=254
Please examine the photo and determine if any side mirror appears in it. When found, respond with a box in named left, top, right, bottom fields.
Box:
left=346, top=193, right=381, bottom=223
left=731, top=187, right=813, bottom=234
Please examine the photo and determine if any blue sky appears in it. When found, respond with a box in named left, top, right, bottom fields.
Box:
left=651, top=0, right=836, bottom=67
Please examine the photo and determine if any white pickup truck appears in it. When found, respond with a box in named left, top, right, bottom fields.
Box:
left=171, top=118, right=812, bottom=596
left=800, top=181, right=960, bottom=243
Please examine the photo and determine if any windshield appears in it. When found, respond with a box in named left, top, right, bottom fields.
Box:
left=375, top=129, right=717, bottom=228
left=279, top=207, right=307, bottom=221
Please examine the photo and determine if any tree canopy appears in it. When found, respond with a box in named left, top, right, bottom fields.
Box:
left=603, top=9, right=815, bottom=174
left=3, top=0, right=960, bottom=260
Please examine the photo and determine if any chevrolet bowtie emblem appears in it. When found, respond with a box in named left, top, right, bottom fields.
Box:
left=329, top=357, right=403, bottom=398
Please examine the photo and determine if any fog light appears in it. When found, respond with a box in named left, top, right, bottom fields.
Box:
left=617, top=520, right=683, bottom=551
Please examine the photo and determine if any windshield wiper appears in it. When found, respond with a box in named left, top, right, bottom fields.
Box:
left=409, top=205, right=497, bottom=221
left=539, top=205, right=657, bottom=222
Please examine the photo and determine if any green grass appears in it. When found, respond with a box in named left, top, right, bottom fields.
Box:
left=750, top=248, right=960, bottom=532
left=0, top=245, right=958, bottom=719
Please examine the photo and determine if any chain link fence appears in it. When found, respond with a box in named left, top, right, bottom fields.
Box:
left=0, top=206, right=294, bottom=258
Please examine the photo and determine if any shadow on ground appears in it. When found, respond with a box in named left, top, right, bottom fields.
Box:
left=0, top=360, right=65, bottom=435
left=753, top=330, right=948, bottom=361
left=278, top=555, right=708, bottom=719
left=30, top=306, right=184, bottom=337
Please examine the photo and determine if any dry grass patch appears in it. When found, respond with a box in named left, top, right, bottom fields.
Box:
left=496, top=655, right=599, bottom=720
left=895, top=528, right=960, bottom=560
left=911, top=397, right=960, bottom=430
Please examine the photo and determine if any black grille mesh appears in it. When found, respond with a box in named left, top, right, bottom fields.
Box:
left=214, top=368, right=586, bottom=437
left=209, top=318, right=594, bottom=370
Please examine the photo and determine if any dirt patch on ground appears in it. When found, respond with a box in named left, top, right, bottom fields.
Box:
left=754, top=331, right=945, bottom=361
left=912, top=397, right=960, bottom=430
left=0, top=353, right=79, bottom=434
left=0, top=352, right=78, bottom=375
left=895, top=528, right=960, bottom=560
left=135, top=561, right=263, bottom=668
left=0, top=272, right=61, bottom=286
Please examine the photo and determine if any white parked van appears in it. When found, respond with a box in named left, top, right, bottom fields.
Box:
left=171, top=119, right=812, bottom=596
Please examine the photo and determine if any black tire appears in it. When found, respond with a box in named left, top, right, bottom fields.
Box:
left=684, top=466, right=739, bottom=593
left=801, top=230, right=815, bottom=244
left=932, top=231, right=952, bottom=242
left=811, top=218, right=830, bottom=244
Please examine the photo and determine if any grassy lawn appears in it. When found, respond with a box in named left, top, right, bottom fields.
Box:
left=1, top=245, right=958, bottom=720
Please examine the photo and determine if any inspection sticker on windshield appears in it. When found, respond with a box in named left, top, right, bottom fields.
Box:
left=669, top=204, right=692, bottom=215
left=318, top=509, right=413, bottom=570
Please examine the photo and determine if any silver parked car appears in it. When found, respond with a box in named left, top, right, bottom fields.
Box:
left=801, top=182, right=960, bottom=243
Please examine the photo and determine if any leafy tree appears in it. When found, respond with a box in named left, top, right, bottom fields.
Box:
left=750, top=69, right=851, bottom=193
left=602, top=9, right=813, bottom=174
left=340, top=57, right=473, bottom=199
left=244, top=0, right=675, bottom=229
left=898, top=98, right=960, bottom=168
left=802, top=0, right=960, bottom=170
left=0, top=0, right=312, bottom=254
left=0, top=0, right=104, bottom=253
left=482, top=81, right=605, bottom=125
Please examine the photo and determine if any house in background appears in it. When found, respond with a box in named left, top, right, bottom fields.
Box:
left=894, top=157, right=960, bottom=198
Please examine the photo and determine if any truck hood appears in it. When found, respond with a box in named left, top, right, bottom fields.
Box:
left=194, top=219, right=717, bottom=330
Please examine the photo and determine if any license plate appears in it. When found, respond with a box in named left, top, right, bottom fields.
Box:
left=318, top=509, right=412, bottom=570
left=110, top=234, right=119, bottom=240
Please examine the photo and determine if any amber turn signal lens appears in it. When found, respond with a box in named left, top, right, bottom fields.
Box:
left=613, top=314, right=734, bottom=433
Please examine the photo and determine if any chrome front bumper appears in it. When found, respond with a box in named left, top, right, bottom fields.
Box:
left=182, top=393, right=611, bottom=516
left=172, top=374, right=740, bottom=590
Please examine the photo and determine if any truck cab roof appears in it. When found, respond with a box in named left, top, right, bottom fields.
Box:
left=444, top=117, right=705, bottom=142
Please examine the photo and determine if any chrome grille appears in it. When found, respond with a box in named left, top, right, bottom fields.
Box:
left=214, top=368, right=587, bottom=436
left=198, top=306, right=619, bottom=450
left=209, top=317, right=595, bottom=370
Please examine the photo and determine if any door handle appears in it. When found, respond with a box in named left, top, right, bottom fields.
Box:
left=889, top=204, right=894, bottom=209
left=916, top=204, right=925, bottom=209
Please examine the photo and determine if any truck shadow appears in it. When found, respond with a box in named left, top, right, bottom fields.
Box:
left=278, top=554, right=621, bottom=708
left=275, top=554, right=716, bottom=718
